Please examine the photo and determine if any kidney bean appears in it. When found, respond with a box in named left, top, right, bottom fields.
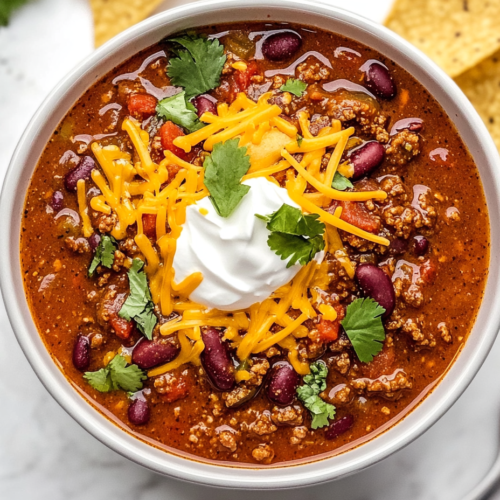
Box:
left=355, top=263, right=395, bottom=319
left=261, top=31, right=302, bottom=61
left=88, top=233, right=101, bottom=252
left=389, top=237, right=408, bottom=256
left=128, top=399, right=150, bottom=425
left=72, top=335, right=90, bottom=371
left=64, top=156, right=96, bottom=192
left=191, top=95, right=217, bottom=117
left=50, top=191, right=64, bottom=211
left=349, top=141, right=385, bottom=180
left=200, top=328, right=235, bottom=391
left=361, top=60, right=396, bottom=99
left=390, top=117, right=423, bottom=136
left=325, top=414, right=354, bottom=440
left=132, top=339, right=180, bottom=370
left=267, top=363, right=300, bottom=406
left=414, top=236, right=429, bottom=256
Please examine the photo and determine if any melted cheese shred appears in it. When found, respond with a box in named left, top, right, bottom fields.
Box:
left=83, top=92, right=393, bottom=376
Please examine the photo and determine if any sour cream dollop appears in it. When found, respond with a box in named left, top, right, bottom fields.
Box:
left=172, top=177, right=304, bottom=310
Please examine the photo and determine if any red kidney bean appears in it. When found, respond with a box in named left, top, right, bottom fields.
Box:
left=50, top=191, right=64, bottom=211
left=88, top=233, right=101, bottom=252
left=132, top=339, right=180, bottom=370
left=262, top=31, right=302, bottom=61
left=414, top=236, right=429, bottom=256
left=361, top=60, right=396, bottom=99
left=128, top=399, right=150, bottom=425
left=64, top=156, right=96, bottom=192
left=325, top=414, right=354, bottom=440
left=389, top=237, right=408, bottom=256
left=355, top=263, right=395, bottom=319
left=191, top=95, right=217, bottom=117
left=267, top=363, right=300, bottom=406
left=349, top=141, right=385, bottom=180
left=72, top=335, right=90, bottom=371
left=201, top=328, right=235, bottom=391
left=390, top=117, right=423, bottom=136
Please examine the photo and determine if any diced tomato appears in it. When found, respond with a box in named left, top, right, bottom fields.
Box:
left=317, top=305, right=345, bottom=342
left=160, top=121, right=187, bottom=160
left=360, top=345, right=395, bottom=379
left=235, top=60, right=259, bottom=91
left=162, top=375, right=191, bottom=403
left=109, top=314, right=134, bottom=340
left=127, top=93, right=157, bottom=118
left=420, top=259, right=437, bottom=284
left=142, top=213, right=157, bottom=240
left=329, top=200, right=380, bottom=234
left=229, top=60, right=260, bottom=101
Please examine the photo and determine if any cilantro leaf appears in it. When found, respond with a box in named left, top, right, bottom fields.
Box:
left=83, top=367, right=113, bottom=392
left=167, top=35, right=226, bottom=99
left=296, top=361, right=336, bottom=429
left=268, top=233, right=325, bottom=268
left=156, top=91, right=204, bottom=133
left=88, top=235, right=117, bottom=277
left=119, top=259, right=157, bottom=339
left=203, top=138, right=251, bottom=217
left=257, top=204, right=325, bottom=237
left=280, top=78, right=307, bottom=97
left=297, top=134, right=303, bottom=147
left=0, top=0, right=29, bottom=26
left=331, top=172, right=354, bottom=191
left=108, top=355, right=147, bottom=393
left=341, top=298, right=386, bottom=363
left=84, top=354, right=147, bottom=393
left=256, top=204, right=325, bottom=267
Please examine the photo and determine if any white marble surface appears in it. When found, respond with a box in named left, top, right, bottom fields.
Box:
left=1, top=0, right=500, bottom=498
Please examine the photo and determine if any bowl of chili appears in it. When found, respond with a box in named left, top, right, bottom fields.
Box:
left=1, top=0, right=500, bottom=489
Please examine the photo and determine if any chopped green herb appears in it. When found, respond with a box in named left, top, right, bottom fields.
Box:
left=84, top=354, right=147, bottom=393
left=280, top=78, right=308, bottom=97
left=88, top=235, right=117, bottom=277
left=167, top=34, right=226, bottom=99
left=341, top=298, right=386, bottom=363
left=297, top=134, right=304, bottom=147
left=119, top=259, right=157, bottom=340
left=203, top=138, right=251, bottom=217
left=0, top=0, right=29, bottom=26
left=331, top=172, right=354, bottom=191
left=256, top=204, right=325, bottom=267
left=296, top=361, right=336, bottom=429
left=156, top=91, right=204, bottom=133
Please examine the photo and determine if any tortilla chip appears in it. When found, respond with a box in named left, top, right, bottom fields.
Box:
left=455, top=50, right=500, bottom=150
left=91, top=0, right=164, bottom=47
left=385, top=0, right=500, bottom=78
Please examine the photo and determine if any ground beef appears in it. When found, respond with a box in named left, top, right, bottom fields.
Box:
left=65, top=236, right=90, bottom=253
left=402, top=317, right=436, bottom=349
left=252, top=444, right=275, bottom=463
left=218, top=430, right=238, bottom=452
left=352, top=369, right=412, bottom=400
left=385, top=130, right=421, bottom=165
left=271, top=405, right=304, bottom=426
left=250, top=412, right=278, bottom=436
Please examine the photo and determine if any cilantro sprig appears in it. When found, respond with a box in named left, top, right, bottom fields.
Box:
left=297, top=361, right=336, bottom=429
left=331, top=172, right=353, bottom=191
left=88, top=235, right=117, bottom=277
left=118, top=259, right=157, bottom=340
left=167, top=34, right=226, bottom=99
left=280, top=78, right=307, bottom=97
left=256, top=204, right=325, bottom=267
left=84, top=354, right=147, bottom=393
left=156, top=91, right=204, bottom=133
left=341, top=298, right=386, bottom=363
left=203, top=138, right=251, bottom=217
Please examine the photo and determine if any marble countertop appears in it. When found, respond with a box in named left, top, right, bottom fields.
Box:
left=1, top=1, right=500, bottom=498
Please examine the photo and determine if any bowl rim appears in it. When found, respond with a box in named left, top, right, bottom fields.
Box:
left=2, top=0, right=500, bottom=489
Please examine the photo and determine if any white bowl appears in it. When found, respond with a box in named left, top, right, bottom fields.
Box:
left=1, top=0, right=500, bottom=490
